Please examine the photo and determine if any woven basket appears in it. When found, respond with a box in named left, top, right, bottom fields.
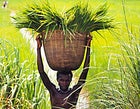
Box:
left=42, top=30, right=87, bottom=71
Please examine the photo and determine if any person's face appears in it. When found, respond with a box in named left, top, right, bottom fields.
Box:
left=57, top=74, right=71, bottom=91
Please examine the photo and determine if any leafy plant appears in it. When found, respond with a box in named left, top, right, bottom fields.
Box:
left=12, top=1, right=114, bottom=35
left=118, top=30, right=140, bottom=109
left=0, top=39, right=50, bottom=109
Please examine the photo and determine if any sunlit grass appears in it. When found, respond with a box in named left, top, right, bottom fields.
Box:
left=84, top=0, right=140, bottom=108
left=0, top=39, right=51, bottom=109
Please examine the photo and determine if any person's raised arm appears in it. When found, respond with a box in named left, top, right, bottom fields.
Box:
left=75, top=35, right=92, bottom=90
left=36, top=34, right=54, bottom=92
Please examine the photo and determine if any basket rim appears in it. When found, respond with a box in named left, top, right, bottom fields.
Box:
left=41, top=29, right=88, bottom=39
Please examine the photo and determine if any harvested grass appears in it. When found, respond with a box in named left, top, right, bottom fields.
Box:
left=12, top=1, right=114, bottom=36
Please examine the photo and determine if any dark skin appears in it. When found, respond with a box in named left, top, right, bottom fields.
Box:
left=36, top=33, right=92, bottom=109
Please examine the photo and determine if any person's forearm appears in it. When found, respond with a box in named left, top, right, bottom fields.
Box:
left=37, top=47, right=52, bottom=89
left=83, top=37, right=91, bottom=70
left=78, top=42, right=91, bottom=85
left=83, top=45, right=90, bottom=69
left=80, top=47, right=90, bottom=79
left=37, top=48, right=44, bottom=73
left=36, top=37, right=54, bottom=91
left=75, top=36, right=91, bottom=91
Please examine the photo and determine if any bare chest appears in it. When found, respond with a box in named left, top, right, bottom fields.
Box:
left=50, top=90, right=77, bottom=109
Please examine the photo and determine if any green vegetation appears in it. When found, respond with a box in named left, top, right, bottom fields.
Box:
left=86, top=26, right=140, bottom=109
left=13, top=1, right=114, bottom=37
left=0, top=39, right=50, bottom=109
left=0, top=0, right=140, bottom=109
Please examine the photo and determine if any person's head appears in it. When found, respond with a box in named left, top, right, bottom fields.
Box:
left=57, top=71, right=73, bottom=91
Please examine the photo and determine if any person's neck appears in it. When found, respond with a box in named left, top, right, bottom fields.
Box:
left=58, top=88, right=70, bottom=94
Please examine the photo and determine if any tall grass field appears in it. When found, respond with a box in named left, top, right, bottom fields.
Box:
left=0, top=0, right=140, bottom=109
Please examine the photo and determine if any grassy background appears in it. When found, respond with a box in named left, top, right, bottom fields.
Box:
left=0, top=0, right=140, bottom=109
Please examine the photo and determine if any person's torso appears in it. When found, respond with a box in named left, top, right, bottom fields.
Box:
left=50, top=87, right=79, bottom=109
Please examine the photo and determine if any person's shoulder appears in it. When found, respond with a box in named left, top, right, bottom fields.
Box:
left=71, top=84, right=83, bottom=92
left=51, top=83, right=57, bottom=90
left=49, top=84, right=58, bottom=95
left=72, top=84, right=79, bottom=89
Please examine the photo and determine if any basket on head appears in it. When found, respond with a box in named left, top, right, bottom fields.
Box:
left=42, top=30, right=87, bottom=72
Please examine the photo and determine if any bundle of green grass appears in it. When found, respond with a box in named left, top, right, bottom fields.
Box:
left=13, top=1, right=114, bottom=35
left=12, top=1, right=114, bottom=71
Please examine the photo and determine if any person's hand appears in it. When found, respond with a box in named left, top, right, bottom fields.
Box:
left=86, top=35, right=92, bottom=46
left=36, top=34, right=42, bottom=49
